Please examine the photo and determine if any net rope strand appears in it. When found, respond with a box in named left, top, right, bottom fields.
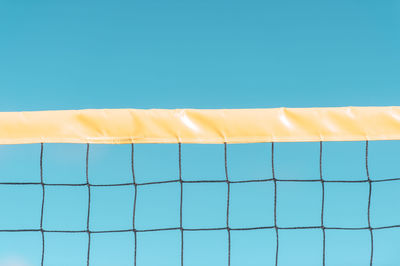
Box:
left=320, top=142, right=326, bottom=266
left=86, top=144, right=92, bottom=266
left=366, top=141, right=374, bottom=266
left=4, top=176, right=400, bottom=187
left=40, top=143, right=45, bottom=266
left=224, top=143, right=231, bottom=266
left=179, top=143, right=184, bottom=266
left=131, top=144, right=138, bottom=266
left=2, top=224, right=399, bottom=234
left=271, top=142, right=279, bottom=266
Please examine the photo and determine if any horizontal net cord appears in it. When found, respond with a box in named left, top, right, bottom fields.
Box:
left=2, top=225, right=400, bottom=233
left=2, top=107, right=400, bottom=144
left=2, top=177, right=400, bottom=186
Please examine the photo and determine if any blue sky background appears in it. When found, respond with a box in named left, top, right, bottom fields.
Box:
left=0, top=0, right=399, bottom=110
left=0, top=0, right=400, bottom=266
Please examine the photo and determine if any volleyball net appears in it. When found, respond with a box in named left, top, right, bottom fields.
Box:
left=1, top=107, right=400, bottom=266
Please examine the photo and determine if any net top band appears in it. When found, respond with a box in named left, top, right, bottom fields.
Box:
left=0, top=107, right=400, bottom=144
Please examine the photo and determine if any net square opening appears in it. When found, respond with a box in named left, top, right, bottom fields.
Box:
left=368, top=140, right=400, bottom=180
left=134, top=144, right=178, bottom=184
left=0, top=232, right=41, bottom=266
left=373, top=228, right=400, bottom=265
left=324, top=182, right=369, bottom=228
left=90, top=186, right=134, bottom=231
left=89, top=144, right=132, bottom=185
left=181, top=144, right=225, bottom=181
left=183, top=182, right=227, bottom=229
left=43, top=185, right=88, bottom=231
left=371, top=181, right=400, bottom=228
left=277, top=181, right=321, bottom=227
left=325, top=230, right=371, bottom=265
left=274, top=142, right=320, bottom=180
left=227, top=143, right=271, bottom=182
left=279, top=229, right=322, bottom=266
left=230, top=182, right=274, bottom=228
left=44, top=232, right=87, bottom=266
left=322, top=141, right=366, bottom=181
left=137, top=230, right=181, bottom=266
left=44, top=143, right=87, bottom=184
left=0, top=144, right=40, bottom=183
left=90, top=232, right=134, bottom=265
left=135, top=182, right=180, bottom=230
left=0, top=185, right=42, bottom=229
left=231, top=229, right=276, bottom=266
left=184, top=230, right=228, bottom=266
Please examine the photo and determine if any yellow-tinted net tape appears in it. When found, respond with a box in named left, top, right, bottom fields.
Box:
left=1, top=107, right=400, bottom=144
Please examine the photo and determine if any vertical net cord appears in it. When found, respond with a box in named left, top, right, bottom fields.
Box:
left=86, top=144, right=91, bottom=266
left=271, top=143, right=279, bottom=266
left=179, top=143, right=184, bottom=266
left=366, top=141, right=374, bottom=266
left=131, top=144, right=137, bottom=266
left=40, top=143, right=45, bottom=266
left=224, top=143, right=231, bottom=266
left=320, top=142, right=326, bottom=266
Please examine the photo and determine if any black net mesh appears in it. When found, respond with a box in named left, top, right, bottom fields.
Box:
left=1, top=141, right=400, bottom=265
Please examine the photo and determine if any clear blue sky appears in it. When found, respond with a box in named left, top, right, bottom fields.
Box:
left=0, top=1, right=400, bottom=266
left=0, top=0, right=399, bottom=110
